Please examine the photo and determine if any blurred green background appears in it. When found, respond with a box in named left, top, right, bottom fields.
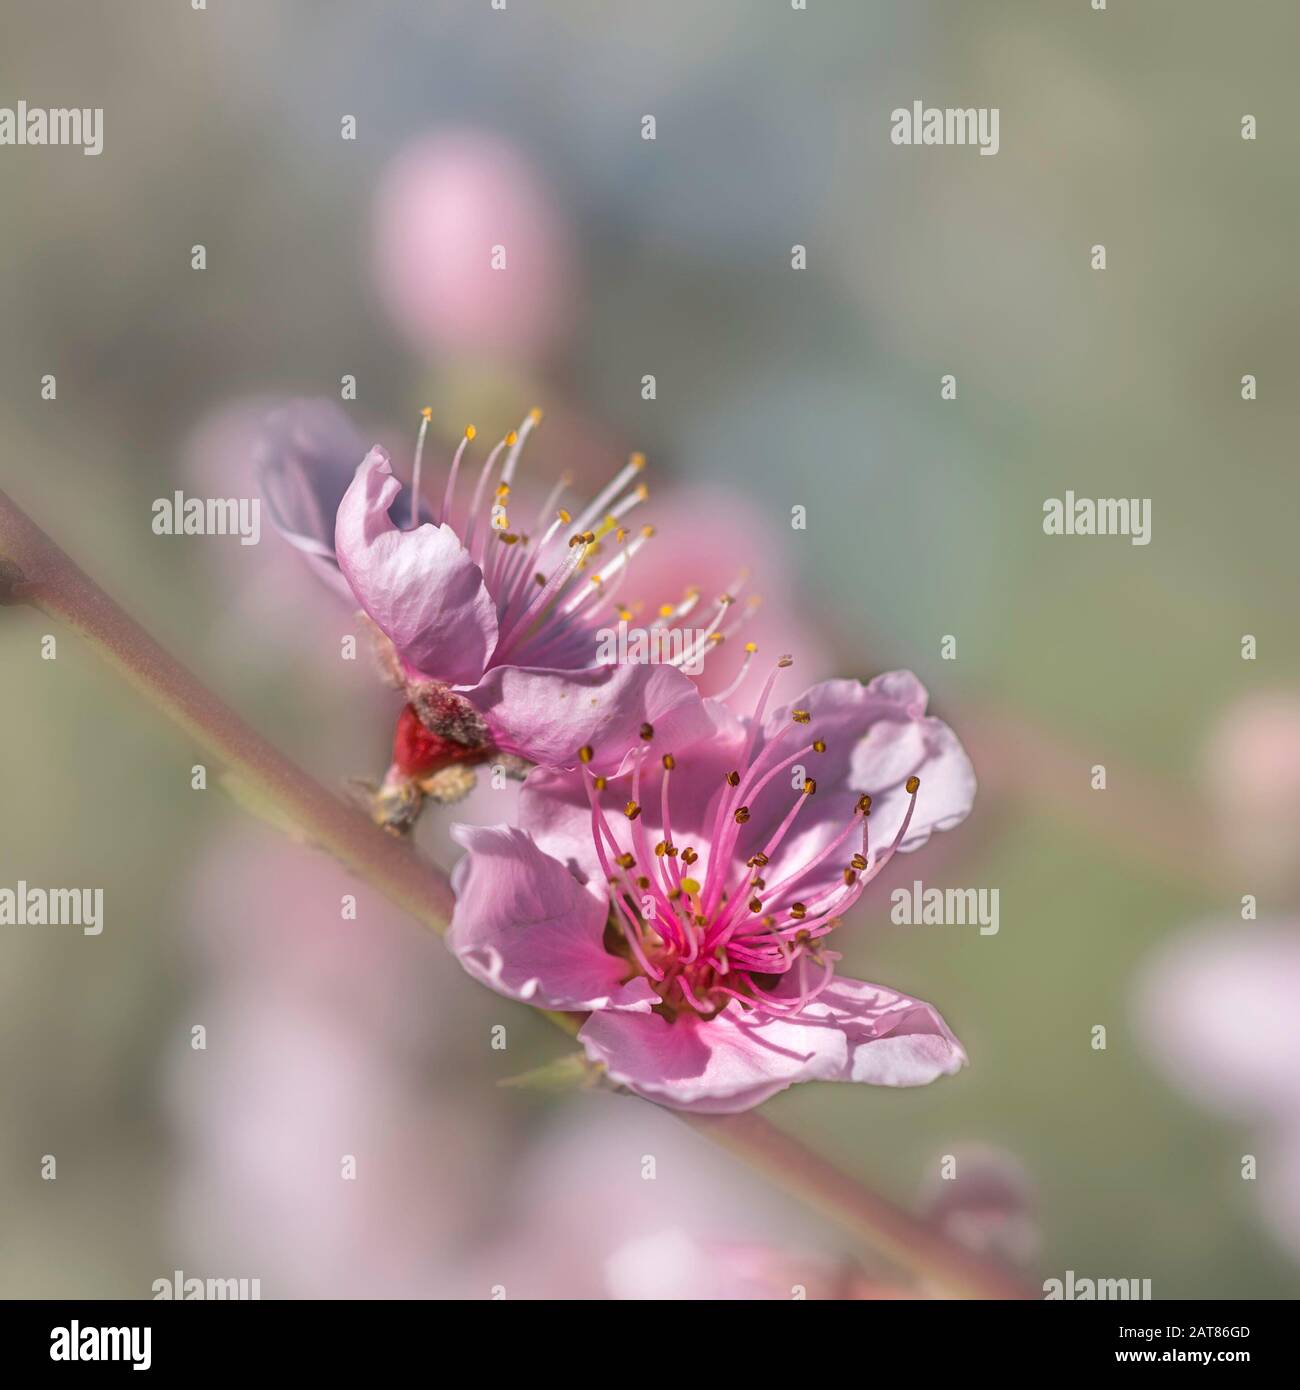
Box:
left=2, top=0, right=1298, bottom=1298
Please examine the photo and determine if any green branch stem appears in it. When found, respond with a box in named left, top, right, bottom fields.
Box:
left=0, top=484, right=1029, bottom=1299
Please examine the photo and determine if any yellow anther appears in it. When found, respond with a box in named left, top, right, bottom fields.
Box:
left=465, top=424, right=477, bottom=440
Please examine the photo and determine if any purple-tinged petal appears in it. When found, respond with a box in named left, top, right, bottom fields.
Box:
left=448, top=824, right=656, bottom=1013
left=253, top=399, right=370, bottom=597
left=578, top=973, right=963, bottom=1113
left=463, top=660, right=712, bottom=773
left=335, top=448, right=497, bottom=686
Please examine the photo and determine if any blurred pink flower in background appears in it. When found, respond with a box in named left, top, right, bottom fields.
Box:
left=442, top=1095, right=845, bottom=1299
left=167, top=827, right=508, bottom=1297
left=372, top=130, right=575, bottom=367
left=1201, top=691, right=1300, bottom=892
left=1138, top=920, right=1300, bottom=1262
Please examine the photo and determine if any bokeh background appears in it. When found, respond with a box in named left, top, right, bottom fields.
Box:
left=2, top=0, right=1299, bottom=1298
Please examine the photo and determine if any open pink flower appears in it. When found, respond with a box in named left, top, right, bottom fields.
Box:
left=449, top=667, right=974, bottom=1112
left=257, top=400, right=724, bottom=775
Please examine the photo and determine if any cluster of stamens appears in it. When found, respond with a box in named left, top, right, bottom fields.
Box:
left=402, top=408, right=757, bottom=676
left=575, top=660, right=922, bottom=1021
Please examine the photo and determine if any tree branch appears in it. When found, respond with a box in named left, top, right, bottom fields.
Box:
left=0, top=484, right=1030, bottom=1299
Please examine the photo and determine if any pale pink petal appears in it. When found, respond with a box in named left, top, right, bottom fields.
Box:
left=578, top=973, right=963, bottom=1113
left=463, top=660, right=713, bottom=773
left=578, top=1003, right=848, bottom=1114
left=778, top=973, right=967, bottom=1087
left=806, top=675, right=973, bottom=856
left=335, top=448, right=498, bottom=685
left=448, top=824, right=656, bottom=1013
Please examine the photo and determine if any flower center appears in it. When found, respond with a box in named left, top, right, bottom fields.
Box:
left=578, top=660, right=922, bottom=1021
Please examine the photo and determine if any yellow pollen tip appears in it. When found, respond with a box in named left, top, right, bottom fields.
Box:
left=744, top=641, right=758, bottom=654
left=420, top=406, right=433, bottom=421
left=792, top=709, right=811, bottom=724
left=659, top=604, right=675, bottom=619
left=505, top=430, right=518, bottom=446
left=557, top=508, right=572, bottom=524
left=635, top=483, right=649, bottom=501
left=906, top=775, right=921, bottom=794
left=641, top=525, right=655, bottom=538
left=528, top=408, right=543, bottom=424
left=630, top=452, right=646, bottom=471
left=578, top=745, right=593, bottom=764
left=680, top=877, right=701, bottom=896
left=464, top=424, right=476, bottom=440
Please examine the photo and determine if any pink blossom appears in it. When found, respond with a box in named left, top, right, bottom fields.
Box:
left=371, top=130, right=574, bottom=366
left=257, top=400, right=724, bottom=775
left=449, top=668, right=974, bottom=1112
